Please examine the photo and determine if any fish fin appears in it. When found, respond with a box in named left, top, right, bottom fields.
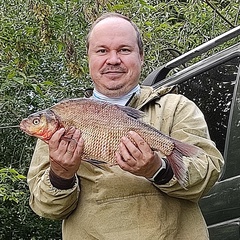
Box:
left=43, top=139, right=49, bottom=144
left=166, top=140, right=203, bottom=189
left=116, top=105, right=145, bottom=119
left=84, top=159, right=107, bottom=169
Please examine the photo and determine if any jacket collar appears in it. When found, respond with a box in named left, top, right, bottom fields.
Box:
left=127, top=85, right=178, bottom=110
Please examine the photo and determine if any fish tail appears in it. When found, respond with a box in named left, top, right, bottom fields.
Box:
left=166, top=140, right=203, bottom=188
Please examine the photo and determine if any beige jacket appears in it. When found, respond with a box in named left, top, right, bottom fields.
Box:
left=27, top=86, right=224, bottom=240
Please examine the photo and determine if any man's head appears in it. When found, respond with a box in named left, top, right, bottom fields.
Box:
left=87, top=13, right=144, bottom=56
left=87, top=13, right=144, bottom=98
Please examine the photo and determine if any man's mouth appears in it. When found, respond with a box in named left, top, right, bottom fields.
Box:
left=103, top=71, right=124, bottom=74
left=101, top=67, right=127, bottom=74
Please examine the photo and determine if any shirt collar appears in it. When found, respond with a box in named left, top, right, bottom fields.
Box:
left=91, top=85, right=140, bottom=106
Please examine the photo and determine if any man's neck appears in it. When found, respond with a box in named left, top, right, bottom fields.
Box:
left=91, top=85, right=140, bottom=106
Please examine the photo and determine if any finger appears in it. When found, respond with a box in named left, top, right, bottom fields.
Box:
left=74, top=136, right=84, bottom=157
left=121, top=136, right=141, bottom=161
left=127, top=131, right=152, bottom=154
left=49, top=128, right=65, bottom=151
left=60, top=128, right=77, bottom=144
left=118, top=140, right=137, bottom=167
left=62, top=126, right=76, bottom=140
left=59, top=128, right=77, bottom=151
left=115, top=151, right=132, bottom=170
left=67, top=129, right=81, bottom=153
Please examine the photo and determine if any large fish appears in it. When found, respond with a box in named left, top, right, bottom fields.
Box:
left=20, top=98, right=202, bottom=187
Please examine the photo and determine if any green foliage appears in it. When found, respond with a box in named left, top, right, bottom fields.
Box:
left=0, top=167, right=62, bottom=239
left=0, top=0, right=240, bottom=238
left=0, top=167, right=26, bottom=202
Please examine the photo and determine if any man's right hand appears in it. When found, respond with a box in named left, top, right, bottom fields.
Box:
left=48, top=127, right=84, bottom=179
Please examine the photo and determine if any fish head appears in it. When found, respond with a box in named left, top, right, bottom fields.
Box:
left=20, top=109, right=60, bottom=142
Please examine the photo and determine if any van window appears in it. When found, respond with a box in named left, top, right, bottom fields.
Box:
left=221, top=67, right=240, bottom=179
left=177, top=57, right=239, bottom=159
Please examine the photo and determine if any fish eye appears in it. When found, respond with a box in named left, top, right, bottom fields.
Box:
left=32, top=118, right=40, bottom=125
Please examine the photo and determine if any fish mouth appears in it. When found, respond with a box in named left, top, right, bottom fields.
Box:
left=19, top=119, right=27, bottom=131
left=19, top=119, right=32, bottom=135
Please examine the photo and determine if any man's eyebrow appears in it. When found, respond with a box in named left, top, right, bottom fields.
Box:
left=92, top=44, right=134, bottom=50
left=118, top=44, right=132, bottom=48
left=92, top=44, right=108, bottom=49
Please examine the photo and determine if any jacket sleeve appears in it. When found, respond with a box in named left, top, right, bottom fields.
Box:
left=27, top=139, right=80, bottom=220
left=147, top=93, right=224, bottom=202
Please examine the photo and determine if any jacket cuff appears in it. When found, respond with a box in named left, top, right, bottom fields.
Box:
left=49, top=168, right=77, bottom=190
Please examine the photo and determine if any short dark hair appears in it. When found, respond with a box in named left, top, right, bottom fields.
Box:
left=86, top=12, right=144, bottom=56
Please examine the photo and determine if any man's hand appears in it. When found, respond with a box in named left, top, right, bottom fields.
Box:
left=116, top=131, right=164, bottom=178
left=48, top=127, right=84, bottom=179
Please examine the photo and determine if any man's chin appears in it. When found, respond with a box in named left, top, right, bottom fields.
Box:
left=104, top=80, right=125, bottom=91
left=103, top=86, right=126, bottom=97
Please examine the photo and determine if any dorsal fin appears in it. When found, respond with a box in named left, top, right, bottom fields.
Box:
left=115, top=104, right=145, bottom=119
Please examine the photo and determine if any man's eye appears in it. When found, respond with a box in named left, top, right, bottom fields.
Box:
left=119, top=48, right=131, bottom=54
left=97, top=49, right=107, bottom=54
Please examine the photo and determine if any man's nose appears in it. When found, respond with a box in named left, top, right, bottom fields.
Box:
left=106, top=51, right=121, bottom=65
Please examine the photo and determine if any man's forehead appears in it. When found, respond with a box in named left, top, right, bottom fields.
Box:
left=90, top=17, right=136, bottom=37
left=94, top=16, right=131, bottom=27
left=87, top=16, right=140, bottom=52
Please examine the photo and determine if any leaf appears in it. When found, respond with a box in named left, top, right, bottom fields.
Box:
left=17, top=71, right=27, bottom=80
left=6, top=71, right=16, bottom=80
left=57, top=42, right=64, bottom=53
left=12, top=77, right=24, bottom=85
left=139, top=0, right=156, bottom=10
left=31, top=84, right=43, bottom=95
left=42, top=80, right=55, bottom=86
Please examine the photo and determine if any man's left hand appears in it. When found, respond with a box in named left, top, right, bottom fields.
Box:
left=116, top=131, right=163, bottom=178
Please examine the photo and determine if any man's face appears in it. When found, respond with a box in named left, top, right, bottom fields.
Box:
left=87, top=17, right=144, bottom=98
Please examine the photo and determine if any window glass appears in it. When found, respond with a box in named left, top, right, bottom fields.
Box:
left=222, top=69, right=240, bottom=179
left=178, top=57, right=239, bottom=156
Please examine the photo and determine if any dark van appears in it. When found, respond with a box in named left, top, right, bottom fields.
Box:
left=143, top=26, right=240, bottom=240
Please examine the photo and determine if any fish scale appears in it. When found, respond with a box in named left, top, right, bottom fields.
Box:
left=52, top=99, right=173, bottom=163
left=20, top=98, right=202, bottom=187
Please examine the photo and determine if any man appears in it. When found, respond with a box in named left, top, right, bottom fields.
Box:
left=27, top=13, right=224, bottom=239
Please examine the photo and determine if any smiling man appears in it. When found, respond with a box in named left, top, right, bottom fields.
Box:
left=27, top=12, right=224, bottom=239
